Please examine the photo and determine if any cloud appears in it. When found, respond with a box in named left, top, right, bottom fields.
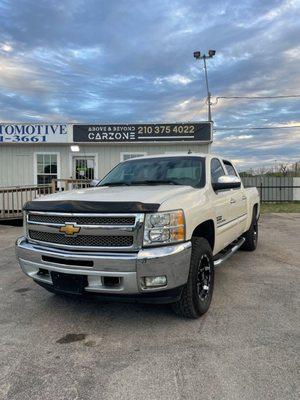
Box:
left=155, top=74, right=192, bottom=86
left=0, top=0, right=299, bottom=167
left=0, top=42, right=13, bottom=52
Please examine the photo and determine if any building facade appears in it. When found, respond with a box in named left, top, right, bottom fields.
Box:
left=0, top=123, right=212, bottom=187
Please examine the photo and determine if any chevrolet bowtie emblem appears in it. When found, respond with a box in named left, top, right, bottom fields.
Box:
left=59, top=224, right=81, bottom=236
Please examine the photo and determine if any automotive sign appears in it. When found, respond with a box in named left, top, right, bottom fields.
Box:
left=0, top=124, right=68, bottom=144
left=73, top=123, right=212, bottom=143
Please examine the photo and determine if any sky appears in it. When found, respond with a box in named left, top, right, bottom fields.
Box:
left=0, top=0, right=300, bottom=169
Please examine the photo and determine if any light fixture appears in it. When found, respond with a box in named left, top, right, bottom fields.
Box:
left=208, top=49, right=216, bottom=57
left=142, top=276, right=167, bottom=288
left=193, top=51, right=201, bottom=59
left=70, top=145, right=80, bottom=152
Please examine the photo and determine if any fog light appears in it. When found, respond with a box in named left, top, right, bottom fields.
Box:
left=142, top=276, right=167, bottom=288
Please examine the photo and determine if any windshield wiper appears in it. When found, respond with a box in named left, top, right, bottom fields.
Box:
left=129, top=180, right=181, bottom=185
left=101, top=180, right=183, bottom=186
left=100, top=182, right=132, bottom=186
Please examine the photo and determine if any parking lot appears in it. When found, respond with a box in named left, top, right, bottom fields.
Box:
left=0, top=213, right=299, bottom=400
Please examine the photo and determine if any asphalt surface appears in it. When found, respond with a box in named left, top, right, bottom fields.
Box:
left=0, top=214, right=299, bottom=400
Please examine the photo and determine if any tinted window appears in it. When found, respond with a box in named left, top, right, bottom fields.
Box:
left=211, top=158, right=225, bottom=184
left=100, top=157, right=205, bottom=188
left=223, top=160, right=238, bottom=177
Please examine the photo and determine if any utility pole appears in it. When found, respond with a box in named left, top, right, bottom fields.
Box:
left=193, top=50, right=216, bottom=122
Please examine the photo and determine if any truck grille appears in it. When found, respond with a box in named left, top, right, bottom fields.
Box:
left=28, top=230, right=133, bottom=247
left=26, top=212, right=144, bottom=251
left=28, top=214, right=135, bottom=226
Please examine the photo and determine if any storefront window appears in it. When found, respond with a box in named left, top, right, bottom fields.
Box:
left=121, top=153, right=147, bottom=161
left=74, top=157, right=95, bottom=180
left=36, top=154, right=58, bottom=185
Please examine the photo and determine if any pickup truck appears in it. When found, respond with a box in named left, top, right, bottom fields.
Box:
left=16, top=154, right=260, bottom=318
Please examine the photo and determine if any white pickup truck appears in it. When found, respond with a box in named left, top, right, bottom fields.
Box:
left=16, top=154, right=259, bottom=318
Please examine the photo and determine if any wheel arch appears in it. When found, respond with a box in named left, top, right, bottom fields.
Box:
left=192, top=219, right=215, bottom=252
left=253, top=203, right=259, bottom=220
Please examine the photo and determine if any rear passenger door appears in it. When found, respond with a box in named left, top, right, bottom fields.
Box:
left=222, top=160, right=247, bottom=235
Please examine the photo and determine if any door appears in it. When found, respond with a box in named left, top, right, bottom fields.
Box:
left=73, top=156, right=95, bottom=180
left=222, top=160, right=248, bottom=235
left=210, top=158, right=239, bottom=251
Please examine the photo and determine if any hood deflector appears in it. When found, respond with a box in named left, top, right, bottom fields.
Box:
left=23, top=200, right=160, bottom=214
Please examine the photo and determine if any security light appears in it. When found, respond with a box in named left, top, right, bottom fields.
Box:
left=208, top=50, right=216, bottom=57
left=193, top=51, right=201, bottom=59
left=71, top=145, right=80, bottom=152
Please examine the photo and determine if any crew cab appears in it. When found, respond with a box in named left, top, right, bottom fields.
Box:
left=16, top=154, right=260, bottom=318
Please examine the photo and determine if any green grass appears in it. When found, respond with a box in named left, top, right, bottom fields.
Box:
left=260, top=202, right=300, bottom=213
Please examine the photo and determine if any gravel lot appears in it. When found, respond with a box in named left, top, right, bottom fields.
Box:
left=0, top=214, right=299, bottom=400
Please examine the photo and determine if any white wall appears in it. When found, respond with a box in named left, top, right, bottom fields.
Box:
left=0, top=143, right=210, bottom=187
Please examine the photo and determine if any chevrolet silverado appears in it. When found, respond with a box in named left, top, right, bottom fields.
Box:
left=16, top=154, right=260, bottom=318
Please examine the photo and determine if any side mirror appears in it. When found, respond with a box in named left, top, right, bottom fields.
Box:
left=90, top=179, right=101, bottom=187
left=212, top=175, right=241, bottom=191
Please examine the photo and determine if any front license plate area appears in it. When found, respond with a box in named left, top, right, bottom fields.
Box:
left=50, top=272, right=88, bottom=294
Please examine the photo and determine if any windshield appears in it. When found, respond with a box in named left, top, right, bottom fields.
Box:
left=99, top=156, right=205, bottom=188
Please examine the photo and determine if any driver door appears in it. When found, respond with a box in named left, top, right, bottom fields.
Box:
left=210, top=158, right=239, bottom=251
left=223, top=160, right=247, bottom=236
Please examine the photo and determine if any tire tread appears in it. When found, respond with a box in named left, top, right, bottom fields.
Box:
left=172, top=237, right=214, bottom=319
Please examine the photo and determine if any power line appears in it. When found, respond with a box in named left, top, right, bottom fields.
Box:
left=213, top=95, right=300, bottom=105
left=214, top=125, right=300, bottom=131
left=217, top=95, right=300, bottom=99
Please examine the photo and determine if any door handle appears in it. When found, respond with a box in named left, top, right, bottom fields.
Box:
left=230, top=198, right=236, bottom=204
left=242, top=195, right=247, bottom=200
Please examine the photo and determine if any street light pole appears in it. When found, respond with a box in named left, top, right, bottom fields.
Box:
left=193, top=50, right=216, bottom=122
left=203, top=56, right=212, bottom=122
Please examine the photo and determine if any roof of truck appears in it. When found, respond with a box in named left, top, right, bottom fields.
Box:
left=122, top=153, right=222, bottom=161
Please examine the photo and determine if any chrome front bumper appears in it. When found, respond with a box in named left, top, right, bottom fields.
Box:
left=16, top=237, right=191, bottom=297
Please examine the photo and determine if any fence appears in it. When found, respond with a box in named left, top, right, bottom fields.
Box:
left=242, top=176, right=299, bottom=202
left=51, top=179, right=91, bottom=193
left=0, top=179, right=92, bottom=220
left=0, top=185, right=52, bottom=220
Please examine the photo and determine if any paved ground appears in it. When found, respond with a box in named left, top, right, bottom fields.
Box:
left=0, top=214, right=299, bottom=400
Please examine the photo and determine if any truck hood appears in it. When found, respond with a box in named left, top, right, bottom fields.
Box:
left=31, top=185, right=196, bottom=208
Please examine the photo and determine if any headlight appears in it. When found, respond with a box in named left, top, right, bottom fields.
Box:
left=143, top=210, right=185, bottom=246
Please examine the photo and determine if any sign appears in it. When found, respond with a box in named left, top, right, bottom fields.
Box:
left=0, top=124, right=68, bottom=144
left=73, top=123, right=212, bottom=143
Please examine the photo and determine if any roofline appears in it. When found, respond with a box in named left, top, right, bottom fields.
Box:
left=121, top=153, right=221, bottom=162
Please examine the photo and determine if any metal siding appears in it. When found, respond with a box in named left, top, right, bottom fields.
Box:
left=0, top=143, right=210, bottom=186
left=0, top=147, right=32, bottom=186
left=0, top=145, right=69, bottom=187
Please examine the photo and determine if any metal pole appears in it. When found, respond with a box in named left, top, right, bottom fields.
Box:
left=203, top=56, right=212, bottom=122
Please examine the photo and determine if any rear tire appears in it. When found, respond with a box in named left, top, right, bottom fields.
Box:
left=172, top=237, right=214, bottom=319
left=240, top=208, right=258, bottom=251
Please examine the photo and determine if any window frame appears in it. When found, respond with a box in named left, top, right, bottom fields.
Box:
left=34, top=152, right=60, bottom=186
left=210, top=157, right=226, bottom=187
left=68, top=153, right=98, bottom=180
left=222, top=160, right=238, bottom=177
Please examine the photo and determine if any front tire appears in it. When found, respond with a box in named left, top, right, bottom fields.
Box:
left=172, top=237, right=214, bottom=319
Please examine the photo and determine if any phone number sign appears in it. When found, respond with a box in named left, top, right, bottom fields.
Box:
left=73, top=123, right=212, bottom=143
left=0, top=124, right=68, bottom=144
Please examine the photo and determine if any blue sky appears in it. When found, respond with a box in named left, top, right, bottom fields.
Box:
left=0, top=0, right=299, bottom=169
